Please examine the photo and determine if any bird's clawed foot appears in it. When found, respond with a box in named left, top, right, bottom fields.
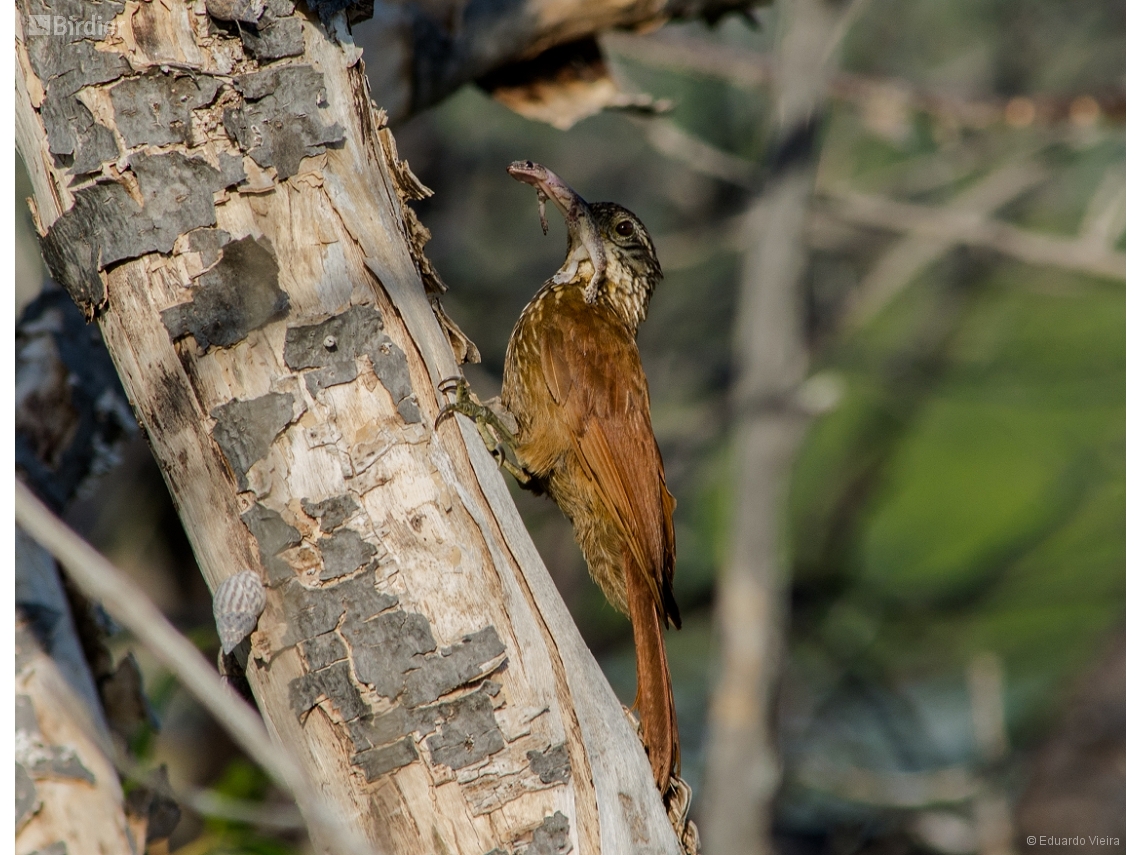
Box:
left=621, top=703, right=700, bottom=853
left=665, top=776, right=701, bottom=855
left=436, top=376, right=531, bottom=486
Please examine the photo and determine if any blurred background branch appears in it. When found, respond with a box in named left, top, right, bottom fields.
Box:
left=701, top=3, right=860, bottom=854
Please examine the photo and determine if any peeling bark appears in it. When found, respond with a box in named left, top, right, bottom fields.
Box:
left=15, top=0, right=682, bottom=851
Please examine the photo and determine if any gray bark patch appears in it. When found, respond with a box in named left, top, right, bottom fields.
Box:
left=423, top=690, right=505, bottom=770
left=317, top=528, right=378, bottom=581
left=402, top=625, right=507, bottom=707
left=300, top=631, right=347, bottom=670
left=288, top=659, right=368, bottom=721
left=240, top=502, right=301, bottom=585
left=25, top=0, right=128, bottom=175
left=239, top=14, right=304, bottom=60
left=521, top=813, right=572, bottom=855
left=344, top=609, right=437, bottom=700
left=350, top=685, right=508, bottom=775
left=526, top=743, right=570, bottom=785
left=161, top=236, right=287, bottom=350
left=110, top=71, right=221, bottom=147
left=284, top=305, right=384, bottom=394
left=282, top=304, right=419, bottom=421
left=29, top=844, right=68, bottom=855
left=369, top=338, right=420, bottom=423
left=204, top=0, right=264, bottom=23
left=218, top=152, right=247, bottom=187
left=342, top=617, right=504, bottom=707
left=129, top=152, right=226, bottom=249
left=41, top=93, right=118, bottom=175
left=185, top=227, right=232, bottom=270
left=277, top=566, right=507, bottom=777
left=223, top=65, right=344, bottom=180
left=41, top=153, right=226, bottom=314
left=15, top=762, right=38, bottom=829
left=347, top=707, right=413, bottom=752
left=210, top=390, right=295, bottom=489
left=280, top=580, right=346, bottom=643
left=302, top=494, right=359, bottom=531
left=23, top=0, right=128, bottom=92
left=23, top=748, right=95, bottom=784
left=279, top=573, right=397, bottom=646
left=353, top=736, right=417, bottom=781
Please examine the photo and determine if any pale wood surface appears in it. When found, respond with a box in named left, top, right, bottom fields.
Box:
left=15, top=1, right=680, bottom=851
left=16, top=535, right=136, bottom=855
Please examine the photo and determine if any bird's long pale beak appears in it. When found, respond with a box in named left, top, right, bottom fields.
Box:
left=507, top=160, right=607, bottom=302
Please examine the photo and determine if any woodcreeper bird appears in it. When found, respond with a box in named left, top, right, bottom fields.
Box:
left=438, top=161, right=680, bottom=794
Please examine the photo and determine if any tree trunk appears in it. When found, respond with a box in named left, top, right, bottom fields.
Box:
left=701, top=1, right=855, bottom=853
left=16, top=288, right=143, bottom=855
left=16, top=532, right=139, bottom=855
left=15, top=2, right=682, bottom=851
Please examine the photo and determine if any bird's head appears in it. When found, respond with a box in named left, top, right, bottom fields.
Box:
left=507, top=160, right=662, bottom=329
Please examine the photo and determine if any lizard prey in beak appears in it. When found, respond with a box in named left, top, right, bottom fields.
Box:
left=507, top=160, right=608, bottom=304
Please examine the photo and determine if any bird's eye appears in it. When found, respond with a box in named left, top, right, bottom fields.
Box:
left=615, top=220, right=635, bottom=237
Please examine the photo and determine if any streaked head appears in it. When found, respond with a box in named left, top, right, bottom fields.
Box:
left=507, top=160, right=662, bottom=328
left=587, top=201, right=662, bottom=320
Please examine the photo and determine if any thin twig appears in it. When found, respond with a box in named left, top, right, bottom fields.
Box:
left=14, top=480, right=376, bottom=855
left=1078, top=163, right=1127, bottom=250
left=604, top=32, right=1125, bottom=129
left=631, top=117, right=755, bottom=187
left=114, top=755, right=307, bottom=831
left=967, top=653, right=1015, bottom=855
left=820, top=185, right=1126, bottom=284
left=795, top=758, right=983, bottom=808
left=186, top=790, right=307, bottom=831
left=830, top=158, right=1049, bottom=329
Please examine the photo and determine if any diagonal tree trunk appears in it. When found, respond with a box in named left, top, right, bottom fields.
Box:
left=14, top=0, right=699, bottom=850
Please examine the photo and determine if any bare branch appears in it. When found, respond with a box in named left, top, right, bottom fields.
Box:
left=14, top=482, right=373, bottom=855
left=830, top=159, right=1049, bottom=329
left=114, top=754, right=307, bottom=831
left=632, top=117, right=755, bottom=187
left=366, top=0, right=765, bottom=120
left=794, top=759, right=983, bottom=808
left=186, top=791, right=307, bottom=831
left=604, top=31, right=1125, bottom=129
left=968, top=653, right=1016, bottom=855
left=1078, top=164, right=1127, bottom=250
left=820, top=182, right=1126, bottom=302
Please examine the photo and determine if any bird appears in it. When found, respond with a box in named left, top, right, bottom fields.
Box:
left=437, top=160, right=681, bottom=795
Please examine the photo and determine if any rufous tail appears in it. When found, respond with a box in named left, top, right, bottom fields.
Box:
left=626, top=557, right=680, bottom=794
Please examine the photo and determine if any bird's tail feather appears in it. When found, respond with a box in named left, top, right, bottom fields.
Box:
left=626, top=553, right=679, bottom=793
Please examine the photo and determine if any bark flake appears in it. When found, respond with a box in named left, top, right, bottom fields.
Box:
left=162, top=236, right=288, bottom=350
